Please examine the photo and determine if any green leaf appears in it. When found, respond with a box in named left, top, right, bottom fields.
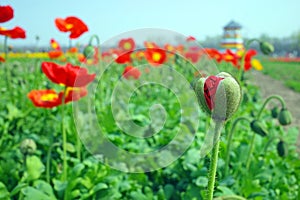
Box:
left=33, top=180, right=56, bottom=199
left=195, top=176, right=208, bottom=187
left=10, top=183, right=28, bottom=197
left=0, top=182, right=10, bottom=200
left=89, top=183, right=108, bottom=195
left=164, top=184, right=175, bottom=200
left=22, top=186, right=56, bottom=200
left=25, top=155, right=45, bottom=181
left=66, top=142, right=76, bottom=153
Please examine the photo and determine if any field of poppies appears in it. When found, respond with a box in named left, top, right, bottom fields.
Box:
left=1, top=4, right=300, bottom=200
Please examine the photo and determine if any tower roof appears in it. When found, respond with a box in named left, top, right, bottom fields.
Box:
left=224, top=20, right=242, bottom=29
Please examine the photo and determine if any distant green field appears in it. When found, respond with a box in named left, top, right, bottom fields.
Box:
left=260, top=59, right=300, bottom=92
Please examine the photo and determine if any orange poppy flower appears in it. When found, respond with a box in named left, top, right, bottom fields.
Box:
left=55, top=16, right=88, bottom=39
left=222, top=49, right=239, bottom=66
left=48, top=50, right=63, bottom=59
left=119, top=38, right=135, bottom=52
left=41, top=62, right=96, bottom=87
left=0, top=56, right=5, bottom=63
left=67, top=47, right=78, bottom=53
left=28, top=89, right=62, bottom=108
left=0, top=26, right=26, bottom=39
left=205, top=48, right=223, bottom=63
left=0, top=5, right=13, bottom=23
left=145, top=48, right=167, bottom=66
left=144, top=41, right=159, bottom=49
left=122, top=66, right=141, bottom=80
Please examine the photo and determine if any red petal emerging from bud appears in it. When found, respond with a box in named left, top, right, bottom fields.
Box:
left=204, top=76, right=224, bottom=110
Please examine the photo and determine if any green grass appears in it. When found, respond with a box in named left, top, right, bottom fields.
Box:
left=260, top=59, right=300, bottom=92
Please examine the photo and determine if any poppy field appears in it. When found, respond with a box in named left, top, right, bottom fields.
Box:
left=1, top=4, right=300, bottom=200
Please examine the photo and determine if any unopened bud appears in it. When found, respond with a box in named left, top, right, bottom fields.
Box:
left=20, top=139, right=37, bottom=155
left=278, top=108, right=292, bottom=125
left=250, top=120, right=268, bottom=137
left=83, top=45, right=95, bottom=59
left=277, top=140, right=287, bottom=157
left=194, top=72, right=241, bottom=121
left=260, top=41, right=274, bottom=55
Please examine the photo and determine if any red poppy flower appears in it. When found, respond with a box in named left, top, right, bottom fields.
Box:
left=145, top=48, right=167, bottom=66
left=0, top=56, right=5, bottom=63
left=122, top=66, right=141, bottom=80
left=61, top=87, right=87, bottom=103
left=115, top=50, right=132, bottom=64
left=243, top=49, right=257, bottom=71
left=0, top=26, right=26, bottom=39
left=119, top=38, right=135, bottom=52
left=41, top=62, right=96, bottom=87
left=186, top=36, right=196, bottom=41
left=55, top=16, right=88, bottom=39
left=50, top=38, right=61, bottom=50
left=0, top=5, right=13, bottom=23
left=28, top=89, right=62, bottom=108
left=185, top=51, right=200, bottom=63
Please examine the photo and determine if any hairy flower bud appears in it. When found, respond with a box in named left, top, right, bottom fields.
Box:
left=83, top=45, right=95, bottom=59
left=20, top=139, right=37, bottom=155
left=278, top=108, right=292, bottom=125
left=277, top=140, right=287, bottom=157
left=271, top=106, right=280, bottom=118
left=259, top=41, right=274, bottom=55
left=194, top=72, right=241, bottom=121
left=250, top=120, right=268, bottom=137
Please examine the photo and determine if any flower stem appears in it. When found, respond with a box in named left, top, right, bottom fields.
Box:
left=207, top=120, right=224, bottom=200
left=245, top=132, right=256, bottom=170
left=46, top=142, right=60, bottom=183
left=224, top=117, right=250, bottom=176
left=256, top=95, right=286, bottom=120
left=61, top=87, right=68, bottom=181
left=3, top=36, right=14, bottom=103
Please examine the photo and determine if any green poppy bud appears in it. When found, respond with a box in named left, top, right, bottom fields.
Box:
left=20, top=139, right=37, bottom=155
left=83, top=45, right=95, bottom=59
left=276, top=140, right=287, bottom=157
left=278, top=108, right=292, bottom=125
left=194, top=72, right=241, bottom=121
left=259, top=41, right=274, bottom=55
left=250, top=120, right=268, bottom=137
left=271, top=106, right=280, bottom=118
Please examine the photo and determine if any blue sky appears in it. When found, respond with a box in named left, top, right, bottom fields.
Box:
left=1, top=0, right=300, bottom=47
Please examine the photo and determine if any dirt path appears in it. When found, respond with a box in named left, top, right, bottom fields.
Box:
left=250, top=71, right=300, bottom=151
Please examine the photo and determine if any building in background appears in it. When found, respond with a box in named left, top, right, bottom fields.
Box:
left=220, top=20, right=244, bottom=52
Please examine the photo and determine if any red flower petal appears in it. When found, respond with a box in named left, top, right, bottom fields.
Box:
left=0, top=5, right=14, bottom=23
left=204, top=76, right=224, bottom=110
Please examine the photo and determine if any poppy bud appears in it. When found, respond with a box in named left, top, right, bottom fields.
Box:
left=259, top=41, right=274, bottom=55
left=271, top=106, right=280, bottom=118
left=83, top=45, right=95, bottom=59
left=194, top=72, right=241, bottom=121
left=250, top=120, right=268, bottom=137
left=276, top=140, right=287, bottom=157
left=20, top=139, right=37, bottom=155
left=278, top=108, right=292, bottom=125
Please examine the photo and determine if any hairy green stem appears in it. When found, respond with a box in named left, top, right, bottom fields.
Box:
left=207, top=120, right=224, bottom=200
left=214, top=195, right=247, bottom=200
left=46, top=142, right=60, bottom=183
left=224, top=117, right=251, bottom=176
left=245, top=132, right=256, bottom=170
left=61, top=87, right=68, bottom=182
left=256, top=95, right=286, bottom=119
left=3, top=36, right=14, bottom=103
